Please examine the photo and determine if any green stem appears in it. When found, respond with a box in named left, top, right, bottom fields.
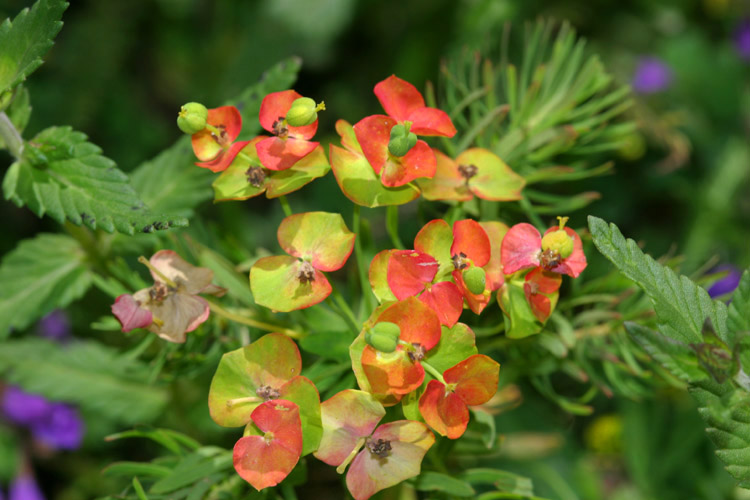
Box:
left=336, top=436, right=367, bottom=474
left=138, top=256, right=178, bottom=288
left=385, top=205, right=405, bottom=249
left=278, top=195, right=293, bottom=217
left=0, top=111, right=24, bottom=159
left=328, top=285, right=360, bottom=334
left=207, top=300, right=304, bottom=339
left=518, top=193, right=545, bottom=232
left=421, top=361, right=445, bottom=384
left=352, top=206, right=374, bottom=319
left=445, top=201, right=465, bottom=225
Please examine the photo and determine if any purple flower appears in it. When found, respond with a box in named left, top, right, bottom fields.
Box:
left=31, top=403, right=84, bottom=450
left=632, top=57, right=673, bottom=94
left=8, top=475, right=45, bottom=500
left=735, top=20, right=750, bottom=61
left=708, top=265, right=742, bottom=299
left=1, top=387, right=52, bottom=426
left=37, top=310, right=70, bottom=341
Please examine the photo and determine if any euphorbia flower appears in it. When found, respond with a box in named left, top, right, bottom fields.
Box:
left=233, top=400, right=303, bottom=491
left=250, top=212, right=356, bottom=312
left=501, top=217, right=587, bottom=278
left=190, top=105, right=247, bottom=172
left=208, top=333, right=322, bottom=455
left=255, top=90, right=320, bottom=171
left=524, top=268, right=562, bottom=322
left=418, top=148, right=525, bottom=202
left=111, top=251, right=225, bottom=343
left=352, top=75, right=456, bottom=187
left=212, top=137, right=330, bottom=202
left=314, top=389, right=434, bottom=500
left=418, top=354, right=500, bottom=439
left=358, top=298, right=442, bottom=397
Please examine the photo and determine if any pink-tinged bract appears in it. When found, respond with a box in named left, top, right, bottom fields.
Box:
left=233, top=400, right=303, bottom=491
left=373, top=75, right=456, bottom=137
left=413, top=219, right=454, bottom=277
left=386, top=250, right=439, bottom=300
left=444, top=354, right=500, bottom=406
left=257, top=90, right=319, bottom=171
left=277, top=212, right=355, bottom=272
left=250, top=255, right=332, bottom=312
left=330, top=121, right=421, bottom=207
left=418, top=380, right=469, bottom=439
left=368, top=250, right=398, bottom=303
left=191, top=106, right=243, bottom=170
left=256, top=136, right=319, bottom=172
left=451, top=219, right=491, bottom=269
left=524, top=268, right=562, bottom=323
left=541, top=226, right=587, bottom=278
left=314, top=389, right=385, bottom=466
left=479, top=221, right=509, bottom=291
left=259, top=90, right=318, bottom=140
left=111, top=294, right=152, bottom=332
left=345, top=420, right=435, bottom=500
left=417, top=281, right=464, bottom=327
left=501, top=223, right=543, bottom=274
left=349, top=326, right=403, bottom=407
left=452, top=270, right=491, bottom=315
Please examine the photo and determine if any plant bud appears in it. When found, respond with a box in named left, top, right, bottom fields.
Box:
left=541, top=230, right=574, bottom=258
left=177, top=102, right=208, bottom=135
left=285, top=97, right=318, bottom=127
left=388, top=123, right=417, bottom=156
left=462, top=266, right=486, bottom=295
left=365, top=321, right=401, bottom=353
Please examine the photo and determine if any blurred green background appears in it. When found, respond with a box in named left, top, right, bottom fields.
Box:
left=0, top=0, right=749, bottom=498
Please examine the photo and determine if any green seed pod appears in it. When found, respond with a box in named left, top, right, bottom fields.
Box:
left=388, top=136, right=412, bottom=157
left=177, top=102, right=208, bottom=135
left=407, top=132, right=417, bottom=149
left=286, top=97, right=318, bottom=127
left=541, top=230, right=574, bottom=258
left=462, top=266, right=486, bottom=295
left=390, top=124, right=406, bottom=140
left=365, top=321, right=401, bottom=353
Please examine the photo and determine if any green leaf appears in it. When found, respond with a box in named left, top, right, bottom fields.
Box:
left=588, top=216, right=729, bottom=345
left=102, top=462, right=172, bottom=479
left=3, top=126, right=188, bottom=234
left=424, top=323, right=478, bottom=373
left=0, top=338, right=168, bottom=424
left=0, top=233, right=91, bottom=338
left=105, top=427, right=201, bottom=455
left=624, top=322, right=706, bottom=383
left=149, top=447, right=233, bottom=494
left=471, top=408, right=497, bottom=449
left=728, top=269, right=750, bottom=337
left=299, top=330, right=352, bottom=361
left=0, top=85, right=30, bottom=150
left=414, top=471, right=476, bottom=497
left=0, top=0, right=67, bottom=93
left=198, top=247, right=255, bottom=307
left=462, top=468, right=535, bottom=496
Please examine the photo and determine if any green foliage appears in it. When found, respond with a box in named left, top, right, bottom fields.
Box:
left=590, top=216, right=750, bottom=488
left=0, top=0, right=67, bottom=94
left=3, top=126, right=188, bottom=234
left=0, top=232, right=91, bottom=338
left=0, top=338, right=168, bottom=424
left=0, top=85, right=30, bottom=149
left=728, top=270, right=750, bottom=337
left=414, top=471, right=476, bottom=497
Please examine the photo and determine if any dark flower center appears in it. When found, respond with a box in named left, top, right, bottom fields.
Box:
left=255, top=385, right=281, bottom=401
left=458, top=163, right=478, bottom=180
left=245, top=166, right=266, bottom=188
left=297, top=261, right=316, bottom=284
left=408, top=343, right=426, bottom=362
left=452, top=252, right=468, bottom=270
left=272, top=116, right=289, bottom=139
left=540, top=249, right=562, bottom=270
left=149, top=282, right=170, bottom=302
left=367, top=438, right=392, bottom=458
left=211, top=124, right=229, bottom=146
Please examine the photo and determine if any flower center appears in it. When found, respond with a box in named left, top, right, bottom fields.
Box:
left=458, top=163, right=478, bottom=180
left=408, top=343, right=426, bottom=362
left=452, top=252, right=468, bottom=270
left=297, top=261, right=316, bottom=284
left=367, top=438, right=392, bottom=458
left=245, top=166, right=266, bottom=188
left=255, top=385, right=281, bottom=401
left=539, top=248, right=562, bottom=270
left=149, top=281, right=172, bottom=302
left=211, top=124, right=230, bottom=147
left=272, top=116, right=289, bottom=139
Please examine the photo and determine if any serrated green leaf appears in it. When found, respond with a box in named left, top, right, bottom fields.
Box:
left=414, top=471, right=476, bottom=497
left=0, top=0, right=67, bottom=93
left=624, top=322, right=706, bottom=383
left=0, top=233, right=91, bottom=338
left=728, top=269, right=750, bottom=337
left=3, top=126, right=188, bottom=234
left=0, top=338, right=168, bottom=424
left=588, top=216, right=729, bottom=345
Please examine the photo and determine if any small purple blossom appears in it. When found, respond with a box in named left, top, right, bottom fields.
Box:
left=708, top=265, right=742, bottom=299
left=8, top=475, right=45, bottom=500
left=735, top=20, right=750, bottom=61
left=1, top=387, right=52, bottom=426
left=31, top=403, right=84, bottom=450
left=37, top=310, right=70, bottom=341
left=632, top=57, right=673, bottom=94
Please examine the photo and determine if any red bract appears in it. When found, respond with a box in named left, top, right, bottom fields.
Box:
left=233, top=400, right=303, bottom=491
left=418, top=354, right=500, bottom=439
left=256, top=90, right=319, bottom=171
left=191, top=106, right=246, bottom=172
left=352, top=75, right=456, bottom=188
left=111, top=251, right=224, bottom=343
left=314, top=390, right=434, bottom=500
left=501, top=221, right=587, bottom=278
left=524, top=268, right=562, bottom=322
left=360, top=298, right=442, bottom=397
